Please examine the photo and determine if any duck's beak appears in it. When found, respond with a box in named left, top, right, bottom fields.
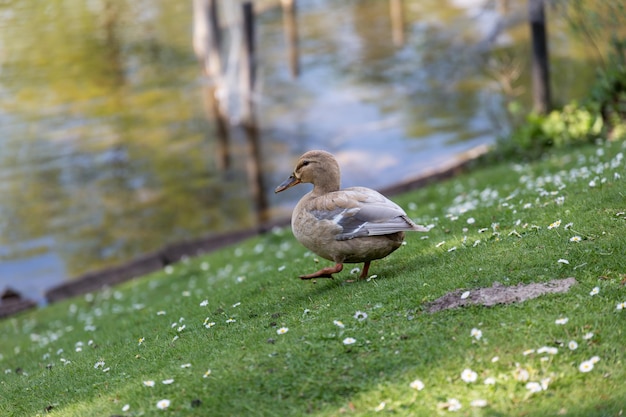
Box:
left=275, top=174, right=301, bottom=193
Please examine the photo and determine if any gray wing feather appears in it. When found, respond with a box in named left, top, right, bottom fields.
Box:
left=309, top=188, right=419, bottom=241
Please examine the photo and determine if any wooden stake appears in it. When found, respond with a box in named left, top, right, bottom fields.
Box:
left=389, top=0, right=405, bottom=47
left=529, top=0, right=551, bottom=114
left=240, top=1, right=256, bottom=126
left=281, top=0, right=300, bottom=77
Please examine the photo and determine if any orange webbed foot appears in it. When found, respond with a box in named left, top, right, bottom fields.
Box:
left=299, top=263, right=343, bottom=280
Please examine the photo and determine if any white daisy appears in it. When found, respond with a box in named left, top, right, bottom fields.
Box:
left=461, top=368, right=477, bottom=383
left=343, top=337, right=356, bottom=345
left=156, top=399, right=170, bottom=410
left=410, top=379, right=425, bottom=391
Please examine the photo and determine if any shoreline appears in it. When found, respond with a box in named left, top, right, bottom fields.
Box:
left=0, top=144, right=489, bottom=318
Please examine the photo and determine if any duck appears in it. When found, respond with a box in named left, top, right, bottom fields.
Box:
left=274, top=150, right=428, bottom=280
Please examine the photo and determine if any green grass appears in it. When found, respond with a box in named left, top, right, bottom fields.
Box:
left=1, top=141, right=625, bottom=416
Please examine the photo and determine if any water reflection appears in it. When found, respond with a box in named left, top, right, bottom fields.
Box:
left=0, top=0, right=599, bottom=303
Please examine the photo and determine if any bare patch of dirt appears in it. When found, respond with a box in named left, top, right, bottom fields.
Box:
left=425, top=277, right=578, bottom=313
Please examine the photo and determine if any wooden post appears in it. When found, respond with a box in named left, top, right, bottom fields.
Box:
left=238, top=2, right=267, bottom=222
left=240, top=1, right=256, bottom=126
left=389, top=0, right=405, bottom=47
left=202, top=86, right=231, bottom=170
left=194, top=0, right=230, bottom=169
left=244, top=121, right=270, bottom=225
left=281, top=0, right=300, bottom=77
left=529, top=0, right=551, bottom=114
left=193, top=0, right=223, bottom=78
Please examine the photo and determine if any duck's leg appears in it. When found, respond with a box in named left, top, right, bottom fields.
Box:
left=300, top=263, right=343, bottom=280
left=359, top=261, right=371, bottom=279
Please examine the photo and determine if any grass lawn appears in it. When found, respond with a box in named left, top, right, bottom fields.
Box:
left=1, top=140, right=625, bottom=416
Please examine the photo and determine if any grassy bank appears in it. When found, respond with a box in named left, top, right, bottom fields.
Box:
left=1, top=140, right=625, bottom=416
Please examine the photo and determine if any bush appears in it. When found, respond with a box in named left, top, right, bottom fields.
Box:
left=497, top=103, right=604, bottom=159
left=495, top=2, right=626, bottom=159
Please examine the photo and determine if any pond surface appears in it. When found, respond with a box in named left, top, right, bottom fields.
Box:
left=0, top=0, right=599, bottom=303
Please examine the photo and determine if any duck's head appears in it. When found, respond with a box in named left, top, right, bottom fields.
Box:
left=275, top=150, right=341, bottom=194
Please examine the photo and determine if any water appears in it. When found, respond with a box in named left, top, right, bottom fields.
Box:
left=0, top=0, right=598, bottom=304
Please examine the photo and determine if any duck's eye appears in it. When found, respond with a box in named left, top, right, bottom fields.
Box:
left=302, top=161, right=310, bottom=167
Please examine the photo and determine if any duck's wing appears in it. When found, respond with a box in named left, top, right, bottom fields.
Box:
left=308, top=187, right=428, bottom=241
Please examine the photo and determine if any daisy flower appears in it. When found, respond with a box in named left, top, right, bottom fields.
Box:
left=276, top=327, right=289, bottom=335
left=568, top=341, right=578, bottom=350
left=537, top=346, right=558, bottom=355
left=548, top=219, right=562, bottom=229
left=156, top=399, right=170, bottom=410
left=410, top=379, right=425, bottom=391
left=616, top=302, right=625, bottom=311
left=447, top=398, right=462, bottom=411
left=199, top=300, right=209, bottom=307
left=470, top=399, right=487, bottom=408
left=203, top=369, right=212, bottom=378
left=514, top=367, right=530, bottom=382
left=583, top=332, right=594, bottom=340
left=333, top=320, right=345, bottom=328
left=143, top=380, right=155, bottom=387
left=461, top=368, right=477, bottom=383
left=162, top=379, right=174, bottom=384
left=555, top=317, right=569, bottom=325
left=579, top=360, right=594, bottom=373
left=570, top=236, right=582, bottom=242
left=343, top=337, right=356, bottom=345
left=470, top=328, right=482, bottom=340
left=557, top=259, right=570, bottom=265
left=526, top=382, right=543, bottom=393
left=589, top=287, right=599, bottom=296
left=353, top=311, right=368, bottom=321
